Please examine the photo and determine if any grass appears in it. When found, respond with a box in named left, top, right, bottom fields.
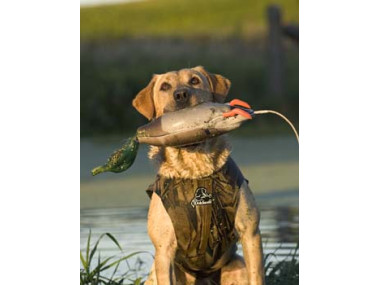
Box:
left=80, top=231, right=147, bottom=285
left=265, top=245, right=299, bottom=285
left=81, top=0, right=299, bottom=41
left=80, top=39, right=299, bottom=136
left=81, top=231, right=298, bottom=285
left=80, top=0, right=299, bottom=137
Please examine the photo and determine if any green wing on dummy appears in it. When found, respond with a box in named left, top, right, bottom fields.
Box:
left=91, top=136, right=139, bottom=176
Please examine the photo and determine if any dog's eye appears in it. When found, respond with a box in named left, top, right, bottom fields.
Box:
left=160, top=82, right=171, bottom=91
left=189, top=77, right=200, bottom=85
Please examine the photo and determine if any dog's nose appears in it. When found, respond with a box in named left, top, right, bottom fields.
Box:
left=173, top=88, right=189, bottom=103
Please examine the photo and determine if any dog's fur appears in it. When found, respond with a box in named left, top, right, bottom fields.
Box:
left=133, top=66, right=265, bottom=285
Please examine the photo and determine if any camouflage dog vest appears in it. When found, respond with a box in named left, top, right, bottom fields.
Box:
left=146, top=158, right=245, bottom=276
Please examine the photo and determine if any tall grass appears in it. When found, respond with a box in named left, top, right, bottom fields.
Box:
left=80, top=231, right=146, bottom=285
left=81, top=231, right=299, bottom=285
left=265, top=245, right=299, bottom=285
left=80, top=0, right=299, bottom=41
left=80, top=40, right=299, bottom=136
left=80, top=1, right=299, bottom=137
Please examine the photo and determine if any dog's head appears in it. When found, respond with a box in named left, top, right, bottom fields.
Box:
left=132, top=66, right=231, bottom=120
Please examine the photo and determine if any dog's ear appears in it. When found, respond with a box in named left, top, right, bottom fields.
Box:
left=132, top=75, right=157, bottom=120
left=193, top=66, right=231, bottom=103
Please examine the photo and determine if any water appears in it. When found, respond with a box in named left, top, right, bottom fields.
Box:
left=80, top=135, right=299, bottom=280
left=80, top=206, right=298, bottom=280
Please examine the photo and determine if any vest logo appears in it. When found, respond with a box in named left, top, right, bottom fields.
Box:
left=191, top=187, right=213, bottom=208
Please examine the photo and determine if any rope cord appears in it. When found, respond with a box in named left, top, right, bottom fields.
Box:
left=254, top=110, right=299, bottom=143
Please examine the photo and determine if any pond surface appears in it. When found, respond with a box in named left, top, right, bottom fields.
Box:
left=80, top=135, right=299, bottom=281
left=80, top=206, right=298, bottom=280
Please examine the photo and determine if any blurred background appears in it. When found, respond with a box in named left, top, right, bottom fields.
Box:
left=80, top=0, right=299, bottom=281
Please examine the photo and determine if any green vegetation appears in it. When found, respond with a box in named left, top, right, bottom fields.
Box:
left=80, top=40, right=298, bottom=136
left=81, top=231, right=298, bottom=284
left=80, top=0, right=299, bottom=137
left=265, top=246, right=299, bottom=285
left=81, top=0, right=299, bottom=41
left=80, top=231, right=146, bottom=285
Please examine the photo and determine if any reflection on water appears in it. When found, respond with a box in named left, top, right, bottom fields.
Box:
left=80, top=206, right=298, bottom=279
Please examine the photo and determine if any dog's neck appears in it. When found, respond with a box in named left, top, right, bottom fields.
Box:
left=148, top=136, right=231, bottom=179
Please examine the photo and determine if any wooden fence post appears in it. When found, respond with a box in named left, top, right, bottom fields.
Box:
left=267, top=5, right=284, bottom=100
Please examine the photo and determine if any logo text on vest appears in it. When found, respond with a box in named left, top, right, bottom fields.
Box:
left=191, top=187, right=213, bottom=208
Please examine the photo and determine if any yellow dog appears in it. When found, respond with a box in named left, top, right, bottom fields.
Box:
left=132, top=66, right=265, bottom=285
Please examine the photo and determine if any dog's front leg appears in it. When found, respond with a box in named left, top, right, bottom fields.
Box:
left=148, top=192, right=177, bottom=285
left=235, top=181, right=265, bottom=285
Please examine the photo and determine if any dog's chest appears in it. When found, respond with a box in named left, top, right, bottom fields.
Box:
left=146, top=158, right=245, bottom=272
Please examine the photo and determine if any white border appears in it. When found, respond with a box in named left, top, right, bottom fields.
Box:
left=0, top=1, right=79, bottom=284
left=300, top=0, right=380, bottom=284
left=1, top=0, right=380, bottom=284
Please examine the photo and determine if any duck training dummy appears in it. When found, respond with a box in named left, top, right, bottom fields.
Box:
left=91, top=99, right=298, bottom=176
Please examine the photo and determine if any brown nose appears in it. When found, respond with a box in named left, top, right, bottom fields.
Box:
left=173, top=88, right=189, bottom=103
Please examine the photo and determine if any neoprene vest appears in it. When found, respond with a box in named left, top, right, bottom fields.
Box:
left=146, top=157, right=245, bottom=276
